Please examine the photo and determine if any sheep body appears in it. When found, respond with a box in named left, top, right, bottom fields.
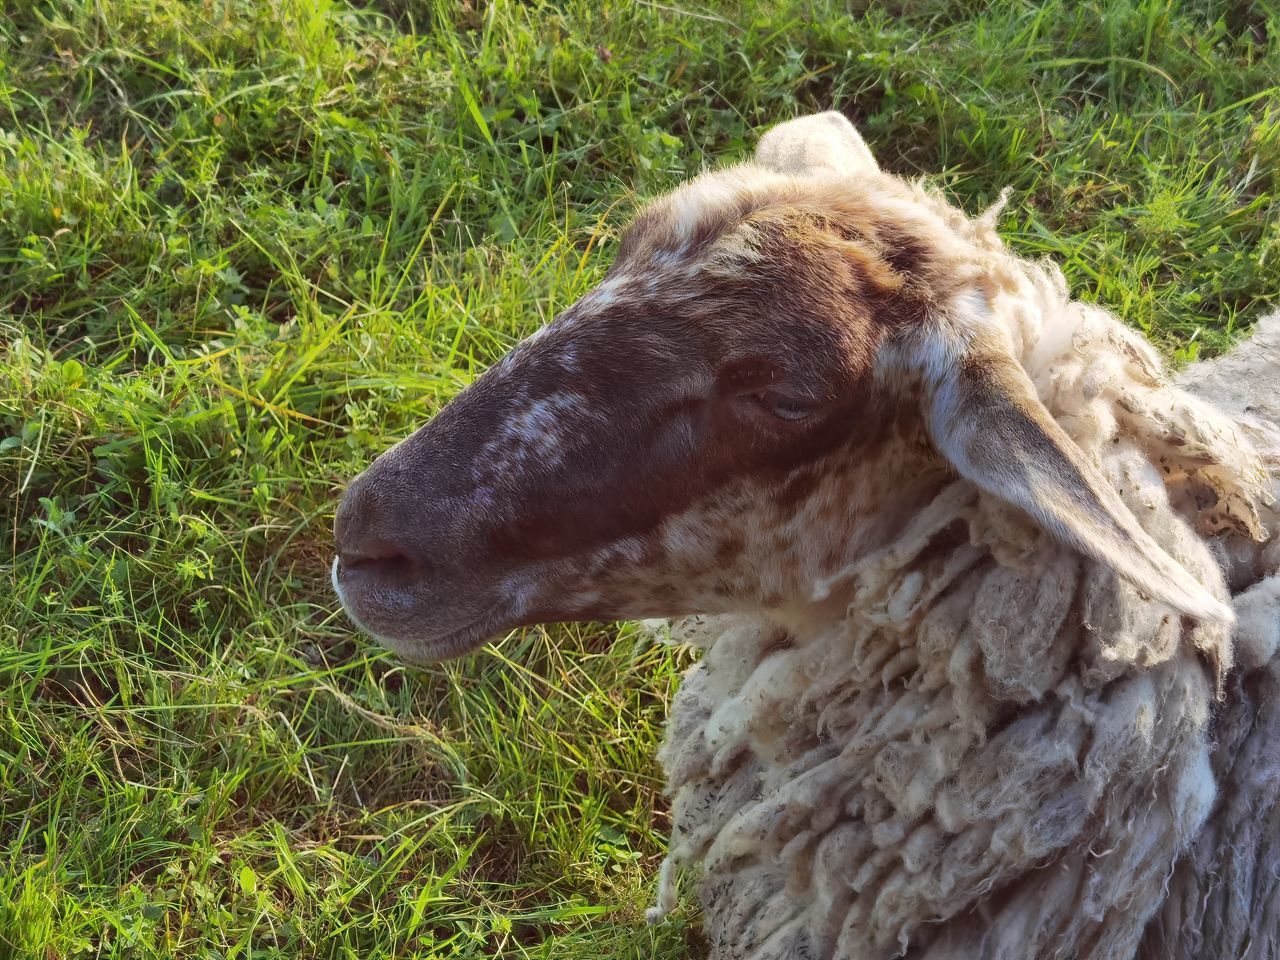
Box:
left=1141, top=314, right=1280, bottom=960
left=654, top=257, right=1280, bottom=957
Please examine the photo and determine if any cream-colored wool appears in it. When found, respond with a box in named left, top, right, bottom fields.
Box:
left=1137, top=313, right=1280, bottom=960
left=652, top=249, right=1280, bottom=954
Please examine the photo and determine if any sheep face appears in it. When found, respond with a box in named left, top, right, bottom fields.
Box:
left=333, top=113, right=1230, bottom=663
left=332, top=174, right=939, bottom=662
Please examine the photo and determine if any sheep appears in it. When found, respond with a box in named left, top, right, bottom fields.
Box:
left=332, top=112, right=1280, bottom=960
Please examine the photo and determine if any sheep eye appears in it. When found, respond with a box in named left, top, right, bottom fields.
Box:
left=751, top=390, right=817, bottom=422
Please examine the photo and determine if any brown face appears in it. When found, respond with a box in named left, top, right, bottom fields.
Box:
left=333, top=114, right=1231, bottom=663
left=331, top=169, right=940, bottom=662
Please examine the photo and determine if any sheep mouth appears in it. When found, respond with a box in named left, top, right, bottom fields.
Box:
left=330, top=557, right=513, bottom=663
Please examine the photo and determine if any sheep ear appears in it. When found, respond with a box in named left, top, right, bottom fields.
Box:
left=923, top=329, right=1234, bottom=624
left=755, top=111, right=879, bottom=178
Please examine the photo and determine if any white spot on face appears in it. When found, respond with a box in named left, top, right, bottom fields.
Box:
left=559, top=342, right=581, bottom=374
left=584, top=283, right=619, bottom=310
left=661, top=518, right=710, bottom=558
left=570, top=589, right=602, bottom=608
left=515, top=395, right=585, bottom=441
left=592, top=536, right=648, bottom=568
left=575, top=273, right=633, bottom=314
left=498, top=574, right=537, bottom=619
left=478, top=392, right=591, bottom=476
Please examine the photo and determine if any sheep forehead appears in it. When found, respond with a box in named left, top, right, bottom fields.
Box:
left=544, top=175, right=873, bottom=369
left=613, top=163, right=819, bottom=274
left=604, top=164, right=979, bottom=337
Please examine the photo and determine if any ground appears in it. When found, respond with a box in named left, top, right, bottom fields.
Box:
left=1, top=1, right=1277, bottom=957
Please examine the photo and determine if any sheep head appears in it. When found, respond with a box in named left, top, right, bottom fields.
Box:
left=333, top=112, right=1231, bottom=663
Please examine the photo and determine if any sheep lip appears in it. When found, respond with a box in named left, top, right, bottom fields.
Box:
left=393, top=611, right=511, bottom=663
left=330, top=556, right=513, bottom=662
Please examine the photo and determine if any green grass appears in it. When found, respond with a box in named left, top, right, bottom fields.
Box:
left=1, top=0, right=1277, bottom=956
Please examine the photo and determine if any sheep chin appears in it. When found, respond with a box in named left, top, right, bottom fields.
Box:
left=331, top=556, right=515, bottom=663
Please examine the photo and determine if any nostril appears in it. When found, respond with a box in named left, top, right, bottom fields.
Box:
left=334, top=476, right=421, bottom=583
left=339, top=543, right=416, bottom=581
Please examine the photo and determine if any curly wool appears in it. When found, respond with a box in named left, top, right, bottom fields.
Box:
left=652, top=257, right=1280, bottom=960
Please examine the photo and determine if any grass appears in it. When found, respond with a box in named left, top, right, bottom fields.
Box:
left=0, top=0, right=1277, bottom=956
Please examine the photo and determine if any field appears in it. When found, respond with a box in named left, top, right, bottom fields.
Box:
left=1, top=0, right=1277, bottom=956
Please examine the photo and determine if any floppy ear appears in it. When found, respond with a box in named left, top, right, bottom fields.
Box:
left=921, top=315, right=1234, bottom=624
left=755, top=111, right=879, bottom=178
